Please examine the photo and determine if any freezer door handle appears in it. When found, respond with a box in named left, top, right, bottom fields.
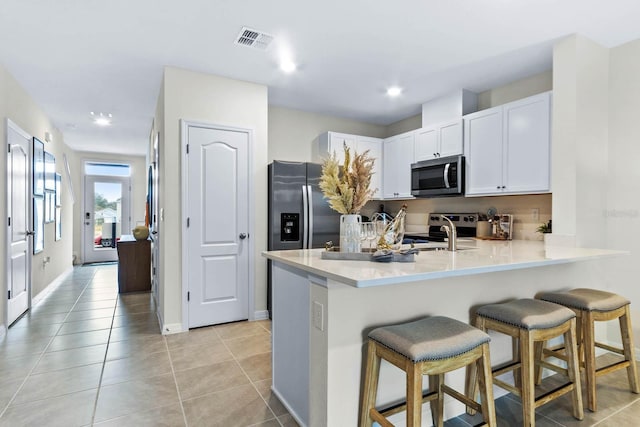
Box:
left=302, top=185, right=309, bottom=249
left=307, top=185, right=314, bottom=249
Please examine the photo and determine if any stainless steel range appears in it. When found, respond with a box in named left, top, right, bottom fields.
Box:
left=404, top=213, right=479, bottom=242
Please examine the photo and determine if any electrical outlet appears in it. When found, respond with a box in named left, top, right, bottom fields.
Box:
left=313, top=301, right=324, bottom=331
left=532, top=208, right=539, bottom=221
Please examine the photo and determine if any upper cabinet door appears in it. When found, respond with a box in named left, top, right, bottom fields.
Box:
left=382, top=136, right=399, bottom=199
left=328, top=133, right=357, bottom=165
left=414, top=127, right=439, bottom=162
left=395, top=132, right=415, bottom=198
left=503, top=92, right=551, bottom=194
left=357, top=136, right=383, bottom=199
left=464, top=107, right=503, bottom=196
left=438, top=120, right=463, bottom=158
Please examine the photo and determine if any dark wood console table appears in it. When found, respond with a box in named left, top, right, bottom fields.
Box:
left=116, top=235, right=151, bottom=293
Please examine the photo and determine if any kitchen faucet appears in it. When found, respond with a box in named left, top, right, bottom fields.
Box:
left=440, top=215, right=457, bottom=251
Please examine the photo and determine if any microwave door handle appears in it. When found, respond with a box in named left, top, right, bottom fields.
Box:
left=443, top=163, right=451, bottom=188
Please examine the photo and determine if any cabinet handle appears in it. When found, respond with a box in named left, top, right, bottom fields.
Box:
left=496, top=186, right=500, bottom=190
left=502, top=186, right=506, bottom=189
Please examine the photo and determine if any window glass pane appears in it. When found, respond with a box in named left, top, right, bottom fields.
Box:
left=85, top=162, right=131, bottom=177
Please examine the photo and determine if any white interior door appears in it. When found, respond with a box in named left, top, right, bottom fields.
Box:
left=7, top=120, right=31, bottom=325
left=185, top=123, right=250, bottom=328
left=83, top=175, right=131, bottom=263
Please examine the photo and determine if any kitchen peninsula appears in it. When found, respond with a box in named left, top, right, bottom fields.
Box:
left=263, top=240, right=625, bottom=426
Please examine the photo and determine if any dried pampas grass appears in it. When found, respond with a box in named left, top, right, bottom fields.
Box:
left=319, top=144, right=376, bottom=214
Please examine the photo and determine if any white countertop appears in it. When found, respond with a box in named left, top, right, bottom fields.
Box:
left=262, top=240, right=626, bottom=288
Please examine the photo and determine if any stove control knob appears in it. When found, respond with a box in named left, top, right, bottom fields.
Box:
left=463, top=217, right=468, bottom=222
left=468, top=216, right=475, bottom=222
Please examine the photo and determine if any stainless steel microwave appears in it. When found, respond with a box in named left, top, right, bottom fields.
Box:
left=410, top=155, right=465, bottom=197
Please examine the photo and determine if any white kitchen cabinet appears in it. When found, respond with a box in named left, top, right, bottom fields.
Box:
left=318, top=132, right=383, bottom=199
left=382, top=131, right=415, bottom=199
left=414, top=119, right=463, bottom=162
left=463, top=91, right=551, bottom=196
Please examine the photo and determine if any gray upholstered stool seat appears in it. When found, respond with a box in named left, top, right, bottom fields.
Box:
left=476, top=298, right=575, bottom=330
left=369, top=316, right=490, bottom=362
left=469, top=298, right=583, bottom=426
left=361, top=316, right=496, bottom=427
left=536, top=288, right=639, bottom=411
left=538, top=288, right=629, bottom=312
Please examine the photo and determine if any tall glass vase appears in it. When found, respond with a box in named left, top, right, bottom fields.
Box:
left=340, top=214, right=362, bottom=253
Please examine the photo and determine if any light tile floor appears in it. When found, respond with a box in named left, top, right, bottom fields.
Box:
left=0, top=264, right=291, bottom=427
left=1, top=264, right=639, bottom=426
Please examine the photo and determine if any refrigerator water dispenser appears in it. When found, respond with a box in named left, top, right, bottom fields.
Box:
left=281, top=213, right=299, bottom=242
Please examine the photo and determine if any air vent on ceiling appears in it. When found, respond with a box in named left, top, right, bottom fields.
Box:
left=235, top=27, right=274, bottom=50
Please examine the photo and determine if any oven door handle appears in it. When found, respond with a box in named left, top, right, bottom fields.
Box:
left=443, top=163, right=451, bottom=188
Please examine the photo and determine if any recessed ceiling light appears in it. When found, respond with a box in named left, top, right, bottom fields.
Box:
left=387, top=86, right=402, bottom=97
left=90, top=112, right=113, bottom=126
left=280, top=60, right=297, bottom=73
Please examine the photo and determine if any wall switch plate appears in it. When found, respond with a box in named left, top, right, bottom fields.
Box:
left=313, top=301, right=324, bottom=331
left=532, top=208, right=539, bottom=221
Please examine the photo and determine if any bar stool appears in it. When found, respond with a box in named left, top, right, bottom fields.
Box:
left=360, top=316, right=496, bottom=427
left=538, top=288, right=640, bottom=411
left=469, top=299, right=583, bottom=426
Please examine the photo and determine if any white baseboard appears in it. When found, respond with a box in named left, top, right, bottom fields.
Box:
left=32, top=266, right=74, bottom=306
left=0, top=323, right=6, bottom=341
left=161, top=322, right=184, bottom=335
left=253, top=310, right=269, bottom=320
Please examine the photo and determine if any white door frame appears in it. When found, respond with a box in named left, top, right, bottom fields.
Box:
left=81, top=160, right=132, bottom=264
left=180, top=119, right=255, bottom=331
left=5, top=119, right=32, bottom=328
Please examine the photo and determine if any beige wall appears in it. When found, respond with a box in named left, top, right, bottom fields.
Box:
left=157, top=67, right=268, bottom=330
left=268, top=106, right=385, bottom=163
left=384, top=113, right=421, bottom=137
left=477, top=70, right=553, bottom=110
left=605, top=38, right=640, bottom=346
left=0, top=64, right=74, bottom=327
left=70, top=151, right=147, bottom=265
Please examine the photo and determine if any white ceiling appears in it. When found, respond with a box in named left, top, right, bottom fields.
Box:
left=1, top=0, right=639, bottom=156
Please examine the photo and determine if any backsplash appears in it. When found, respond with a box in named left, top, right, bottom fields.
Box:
left=362, top=194, right=552, bottom=241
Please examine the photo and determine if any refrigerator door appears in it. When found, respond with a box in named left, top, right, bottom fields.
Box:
left=306, top=163, right=341, bottom=248
left=268, top=161, right=307, bottom=251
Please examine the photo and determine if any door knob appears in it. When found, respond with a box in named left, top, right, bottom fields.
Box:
left=239, top=233, right=248, bottom=240
left=151, top=231, right=158, bottom=235
left=25, top=230, right=34, bottom=236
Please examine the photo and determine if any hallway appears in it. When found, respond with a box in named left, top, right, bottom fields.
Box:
left=0, top=264, right=292, bottom=426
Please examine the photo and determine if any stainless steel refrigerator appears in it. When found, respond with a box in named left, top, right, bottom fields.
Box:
left=267, top=161, right=341, bottom=315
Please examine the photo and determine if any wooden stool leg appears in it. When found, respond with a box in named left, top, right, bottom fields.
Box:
left=583, top=311, right=597, bottom=412
left=429, top=374, right=444, bottom=427
left=534, top=340, right=544, bottom=385
left=620, top=305, right=640, bottom=394
left=519, top=330, right=535, bottom=427
left=466, top=317, right=484, bottom=415
left=513, top=336, right=522, bottom=389
left=406, top=361, right=423, bottom=427
left=478, top=343, right=497, bottom=427
left=360, top=340, right=381, bottom=427
left=564, top=318, right=584, bottom=420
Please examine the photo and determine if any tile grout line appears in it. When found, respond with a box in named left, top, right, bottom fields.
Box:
left=89, top=291, right=120, bottom=426
left=0, top=272, right=97, bottom=420
left=163, top=334, right=189, bottom=426
left=591, top=394, right=640, bottom=426
left=213, top=326, right=283, bottom=426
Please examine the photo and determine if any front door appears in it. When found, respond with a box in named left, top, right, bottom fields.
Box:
left=6, top=120, right=31, bottom=325
left=83, top=175, right=131, bottom=263
left=184, top=122, right=250, bottom=328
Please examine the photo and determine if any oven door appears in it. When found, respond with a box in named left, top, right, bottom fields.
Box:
left=411, top=155, right=464, bottom=197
